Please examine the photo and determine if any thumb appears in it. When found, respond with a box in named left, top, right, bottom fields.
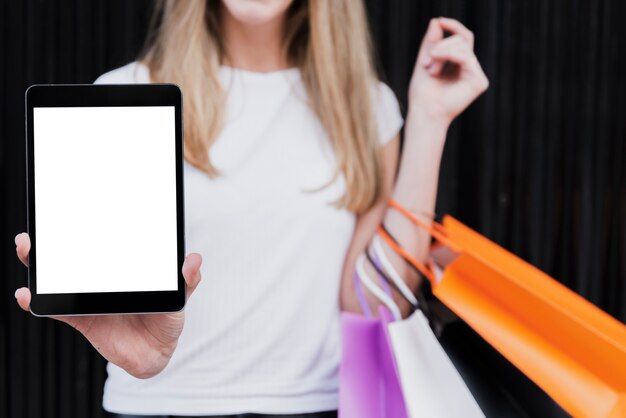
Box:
left=413, top=17, right=443, bottom=74
left=418, top=18, right=444, bottom=63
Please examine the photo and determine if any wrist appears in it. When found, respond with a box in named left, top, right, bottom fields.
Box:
left=404, top=103, right=450, bottom=151
left=407, top=101, right=452, bottom=130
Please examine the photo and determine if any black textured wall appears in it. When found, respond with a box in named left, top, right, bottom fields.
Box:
left=1, top=1, right=624, bottom=417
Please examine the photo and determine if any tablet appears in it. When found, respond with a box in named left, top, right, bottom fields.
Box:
left=25, top=84, right=186, bottom=316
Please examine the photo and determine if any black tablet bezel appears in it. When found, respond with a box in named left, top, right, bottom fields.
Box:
left=25, top=84, right=186, bottom=316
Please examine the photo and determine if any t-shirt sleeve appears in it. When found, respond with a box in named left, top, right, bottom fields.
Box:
left=375, top=81, right=404, bottom=146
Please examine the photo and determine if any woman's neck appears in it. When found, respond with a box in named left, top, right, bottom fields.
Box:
left=221, top=8, right=289, bottom=73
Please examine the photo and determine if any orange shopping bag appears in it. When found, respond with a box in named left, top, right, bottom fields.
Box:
left=379, top=199, right=626, bottom=418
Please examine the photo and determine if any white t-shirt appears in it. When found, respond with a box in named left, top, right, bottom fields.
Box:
left=95, top=62, right=403, bottom=415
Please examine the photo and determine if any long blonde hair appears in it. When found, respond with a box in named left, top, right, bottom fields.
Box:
left=143, top=0, right=383, bottom=213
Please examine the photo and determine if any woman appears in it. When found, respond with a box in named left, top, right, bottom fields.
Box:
left=14, top=0, right=488, bottom=417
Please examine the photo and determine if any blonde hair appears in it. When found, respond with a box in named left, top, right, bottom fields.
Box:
left=143, top=0, right=383, bottom=213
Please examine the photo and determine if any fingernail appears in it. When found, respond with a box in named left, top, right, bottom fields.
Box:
left=14, top=289, right=19, bottom=299
left=14, top=234, right=19, bottom=246
left=423, top=55, right=433, bottom=67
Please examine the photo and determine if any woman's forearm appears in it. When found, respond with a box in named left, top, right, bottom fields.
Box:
left=341, top=17, right=488, bottom=316
left=340, top=109, right=450, bottom=317
left=393, top=106, right=449, bottom=216
left=383, top=106, right=450, bottom=293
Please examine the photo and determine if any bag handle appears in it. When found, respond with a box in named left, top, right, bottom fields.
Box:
left=378, top=199, right=461, bottom=284
left=377, top=226, right=436, bottom=283
left=387, top=199, right=460, bottom=252
left=355, top=255, right=402, bottom=320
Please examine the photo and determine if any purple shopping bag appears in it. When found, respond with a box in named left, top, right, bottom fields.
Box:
left=339, top=306, right=409, bottom=418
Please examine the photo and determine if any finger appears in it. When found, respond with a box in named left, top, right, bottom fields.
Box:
left=438, top=17, right=475, bottom=48
left=427, top=35, right=468, bottom=76
left=429, top=44, right=475, bottom=68
left=429, top=48, right=488, bottom=90
left=15, top=233, right=30, bottom=267
left=430, top=34, right=470, bottom=55
left=419, top=18, right=444, bottom=65
left=428, top=51, right=472, bottom=78
left=427, top=59, right=445, bottom=77
left=182, top=253, right=202, bottom=300
left=15, top=287, right=31, bottom=311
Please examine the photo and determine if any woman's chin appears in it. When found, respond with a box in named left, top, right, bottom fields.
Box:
left=220, top=0, right=295, bottom=26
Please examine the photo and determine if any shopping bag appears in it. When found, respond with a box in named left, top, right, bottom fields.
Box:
left=381, top=199, right=626, bottom=418
left=388, top=308, right=485, bottom=417
left=439, top=319, right=570, bottom=417
left=339, top=307, right=408, bottom=418
left=341, top=254, right=482, bottom=418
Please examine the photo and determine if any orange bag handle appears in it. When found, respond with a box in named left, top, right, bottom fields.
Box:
left=377, top=199, right=463, bottom=283
left=386, top=199, right=460, bottom=253
left=377, top=225, right=435, bottom=282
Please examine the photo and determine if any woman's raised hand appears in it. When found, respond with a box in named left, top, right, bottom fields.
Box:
left=14, top=232, right=202, bottom=379
left=409, top=17, right=489, bottom=126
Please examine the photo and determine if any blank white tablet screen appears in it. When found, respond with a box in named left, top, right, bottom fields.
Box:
left=33, top=106, right=178, bottom=294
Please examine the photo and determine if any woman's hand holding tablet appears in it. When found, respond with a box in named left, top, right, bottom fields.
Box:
left=15, top=233, right=202, bottom=378
left=26, top=84, right=189, bottom=315
left=16, top=84, right=204, bottom=378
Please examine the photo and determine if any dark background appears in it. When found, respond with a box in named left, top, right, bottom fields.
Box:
left=1, top=1, right=624, bottom=417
